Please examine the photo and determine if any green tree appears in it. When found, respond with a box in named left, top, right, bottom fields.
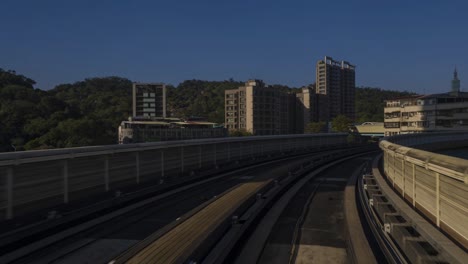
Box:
left=229, top=129, right=253, bottom=137
left=331, top=115, right=352, bottom=132
left=304, top=121, right=326, bottom=133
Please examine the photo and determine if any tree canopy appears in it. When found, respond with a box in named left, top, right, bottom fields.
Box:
left=331, top=115, right=352, bottom=132
left=304, top=121, right=326, bottom=133
left=0, top=68, right=415, bottom=151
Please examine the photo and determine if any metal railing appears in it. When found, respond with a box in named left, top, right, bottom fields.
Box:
left=0, top=134, right=349, bottom=221
left=379, top=132, right=468, bottom=249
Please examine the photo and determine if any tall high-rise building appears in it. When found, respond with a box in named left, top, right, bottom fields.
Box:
left=132, top=83, right=166, bottom=118
left=225, top=80, right=298, bottom=135
left=315, top=56, right=356, bottom=121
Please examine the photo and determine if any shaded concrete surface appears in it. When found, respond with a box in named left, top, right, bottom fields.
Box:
left=53, top=239, right=138, bottom=264
left=294, top=184, right=348, bottom=264
left=14, top=175, right=247, bottom=264
left=13, top=154, right=326, bottom=264
left=295, top=245, right=347, bottom=264
left=259, top=157, right=373, bottom=264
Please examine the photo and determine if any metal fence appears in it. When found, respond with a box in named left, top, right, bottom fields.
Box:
left=0, top=134, right=348, bottom=221
left=379, top=132, right=468, bottom=249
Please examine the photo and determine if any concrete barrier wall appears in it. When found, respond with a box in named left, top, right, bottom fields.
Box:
left=0, top=134, right=348, bottom=221
left=380, top=132, right=468, bottom=249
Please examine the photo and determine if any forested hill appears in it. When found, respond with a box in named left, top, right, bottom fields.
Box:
left=0, top=69, right=413, bottom=151
left=166, top=79, right=243, bottom=123
left=355, top=87, right=415, bottom=123
left=0, top=69, right=133, bottom=151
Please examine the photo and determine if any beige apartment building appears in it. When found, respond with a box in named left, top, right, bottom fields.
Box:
left=225, top=80, right=298, bottom=135
left=384, top=70, right=468, bottom=136
left=225, top=56, right=356, bottom=135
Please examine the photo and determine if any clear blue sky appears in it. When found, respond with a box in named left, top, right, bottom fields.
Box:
left=2, top=0, right=467, bottom=93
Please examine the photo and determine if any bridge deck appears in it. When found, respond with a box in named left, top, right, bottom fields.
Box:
left=126, top=180, right=270, bottom=264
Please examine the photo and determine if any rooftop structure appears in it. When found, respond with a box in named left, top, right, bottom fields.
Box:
left=353, top=122, right=385, bottom=137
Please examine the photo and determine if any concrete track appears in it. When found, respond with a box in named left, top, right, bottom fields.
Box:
left=257, top=155, right=380, bottom=264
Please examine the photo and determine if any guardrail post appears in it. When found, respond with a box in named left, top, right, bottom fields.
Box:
left=402, top=159, right=405, bottom=198
left=6, top=167, right=13, bottom=220
left=392, top=153, right=396, bottom=187
left=135, top=152, right=140, bottom=184
left=104, top=156, right=109, bottom=192
left=251, top=143, right=254, bottom=159
left=198, top=145, right=202, bottom=169
left=213, top=144, right=217, bottom=167
left=436, top=172, right=440, bottom=227
left=384, top=151, right=390, bottom=178
left=63, top=160, right=69, bottom=203
left=412, top=163, right=416, bottom=207
left=180, top=147, right=184, bottom=173
left=227, top=142, right=231, bottom=162
left=240, top=142, right=243, bottom=160
left=161, top=150, right=165, bottom=179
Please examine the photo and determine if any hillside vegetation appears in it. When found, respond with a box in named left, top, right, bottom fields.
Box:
left=0, top=69, right=413, bottom=151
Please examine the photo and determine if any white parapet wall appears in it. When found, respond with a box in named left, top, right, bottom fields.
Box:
left=379, top=131, right=468, bottom=249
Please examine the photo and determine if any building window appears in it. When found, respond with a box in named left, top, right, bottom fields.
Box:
left=384, top=122, right=400, bottom=128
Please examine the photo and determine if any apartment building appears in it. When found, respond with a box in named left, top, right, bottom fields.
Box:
left=384, top=69, right=468, bottom=136
left=225, top=80, right=298, bottom=135
left=315, top=56, right=356, bottom=121
left=132, top=83, right=166, bottom=118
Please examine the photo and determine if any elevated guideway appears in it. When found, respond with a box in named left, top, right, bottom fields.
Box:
left=5, top=131, right=466, bottom=263
left=0, top=133, right=367, bottom=263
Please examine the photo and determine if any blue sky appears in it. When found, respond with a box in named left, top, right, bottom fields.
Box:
left=1, top=0, right=467, bottom=93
